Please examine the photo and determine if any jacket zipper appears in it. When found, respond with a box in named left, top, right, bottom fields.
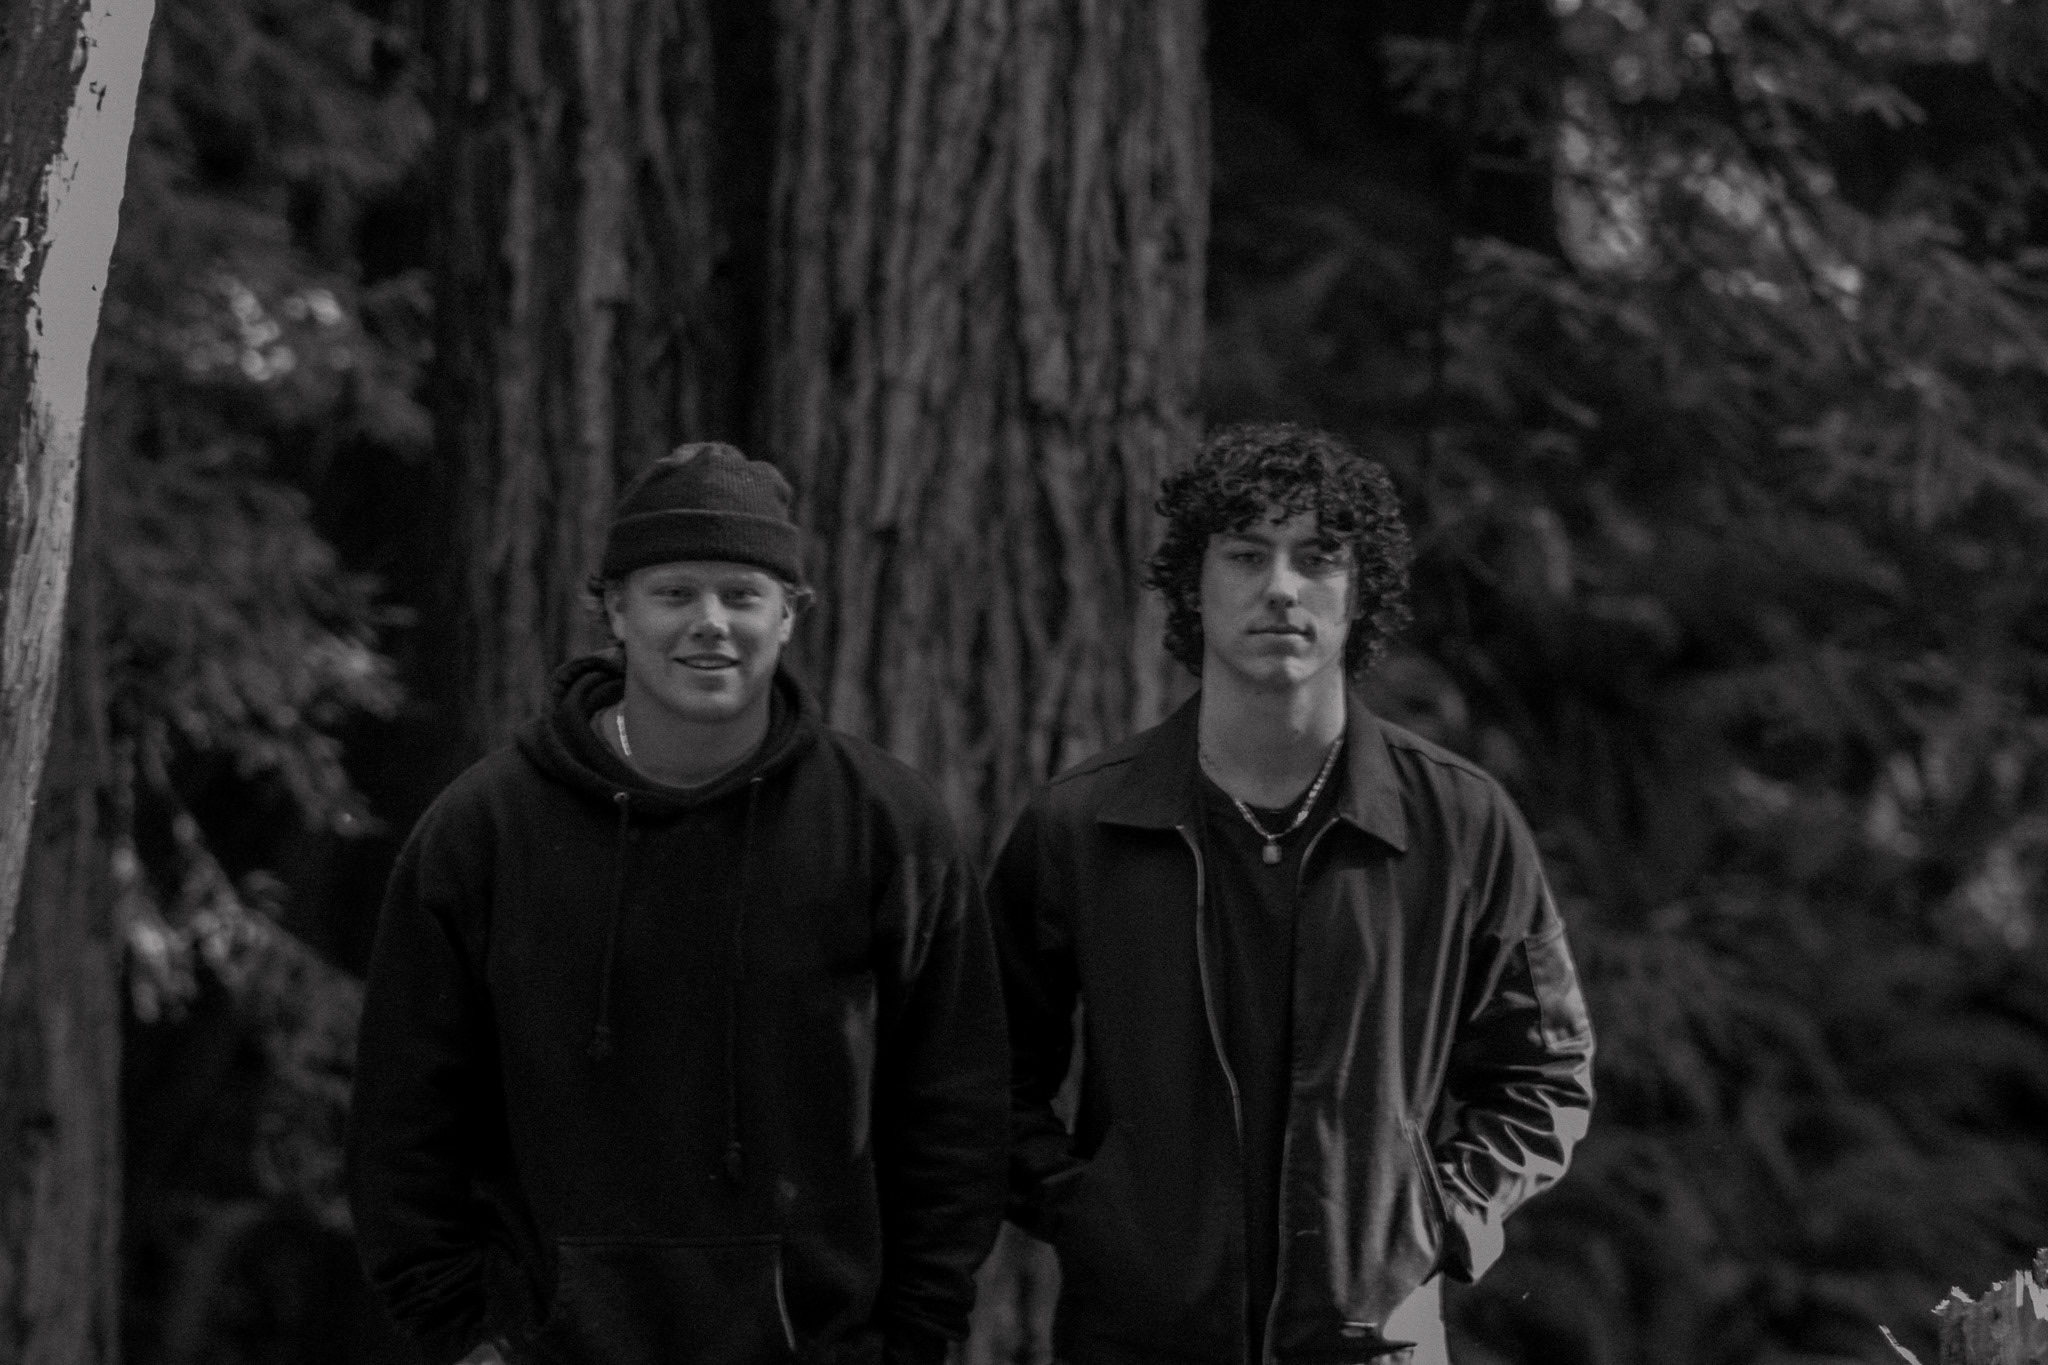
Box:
left=1179, top=823, right=1244, bottom=1145
left=771, top=1249, right=798, bottom=1354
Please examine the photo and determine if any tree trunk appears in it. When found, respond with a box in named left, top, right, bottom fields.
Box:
left=0, top=362, right=123, bottom=1365
left=763, top=5, right=1206, bottom=1359
left=0, top=7, right=154, bottom=1362
left=0, top=0, right=155, bottom=982
left=431, top=0, right=768, bottom=751
left=767, top=0, right=1204, bottom=850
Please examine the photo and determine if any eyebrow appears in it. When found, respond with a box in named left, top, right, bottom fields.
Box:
left=1216, top=529, right=1345, bottom=550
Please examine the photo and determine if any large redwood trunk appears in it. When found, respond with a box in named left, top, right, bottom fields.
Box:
left=432, top=1, right=1203, bottom=793
left=764, top=6, right=1207, bottom=1359
left=767, top=0, right=1206, bottom=854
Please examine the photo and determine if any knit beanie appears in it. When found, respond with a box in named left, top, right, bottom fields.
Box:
left=598, top=442, right=806, bottom=585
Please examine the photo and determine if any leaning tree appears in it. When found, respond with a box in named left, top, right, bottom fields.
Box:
left=0, top=1, right=158, bottom=1362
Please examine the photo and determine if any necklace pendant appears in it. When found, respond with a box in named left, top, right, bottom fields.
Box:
left=1262, top=841, right=1281, bottom=865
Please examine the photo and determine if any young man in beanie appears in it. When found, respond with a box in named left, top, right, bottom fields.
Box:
left=991, top=424, right=1595, bottom=1365
left=348, top=442, right=1009, bottom=1365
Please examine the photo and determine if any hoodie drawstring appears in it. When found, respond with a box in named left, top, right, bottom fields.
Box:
left=585, top=772, right=759, bottom=1187
left=721, top=778, right=763, bottom=1184
left=589, top=791, right=633, bottom=1061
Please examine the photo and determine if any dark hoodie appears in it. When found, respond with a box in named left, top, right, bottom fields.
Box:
left=347, top=656, right=1008, bottom=1365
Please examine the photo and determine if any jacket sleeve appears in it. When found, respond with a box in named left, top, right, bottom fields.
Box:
left=986, top=801, right=1083, bottom=1238
left=869, top=819, right=1011, bottom=1365
left=1432, top=786, right=1596, bottom=1284
left=346, top=805, right=507, bottom=1365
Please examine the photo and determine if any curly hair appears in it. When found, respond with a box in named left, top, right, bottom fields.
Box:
left=1146, top=422, right=1412, bottom=678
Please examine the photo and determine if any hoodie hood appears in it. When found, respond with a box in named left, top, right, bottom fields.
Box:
left=516, top=650, right=820, bottom=815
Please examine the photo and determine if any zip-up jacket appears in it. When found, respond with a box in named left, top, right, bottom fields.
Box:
left=347, top=656, right=1008, bottom=1365
left=991, top=694, right=1595, bottom=1365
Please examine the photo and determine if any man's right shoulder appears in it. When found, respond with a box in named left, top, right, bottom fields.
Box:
left=1029, top=722, right=1156, bottom=819
left=405, top=745, right=542, bottom=845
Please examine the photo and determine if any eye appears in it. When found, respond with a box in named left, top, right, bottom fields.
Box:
left=724, top=588, right=762, bottom=607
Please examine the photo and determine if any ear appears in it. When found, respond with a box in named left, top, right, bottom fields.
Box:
left=602, top=580, right=628, bottom=640
left=776, top=594, right=796, bottom=645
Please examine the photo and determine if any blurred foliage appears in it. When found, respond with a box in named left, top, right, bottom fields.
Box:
left=93, top=0, right=428, bottom=1360
left=1211, top=0, right=2048, bottom=1361
left=98, top=0, right=426, bottom=855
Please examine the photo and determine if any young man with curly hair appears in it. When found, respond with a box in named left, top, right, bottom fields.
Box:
left=991, top=423, right=1595, bottom=1365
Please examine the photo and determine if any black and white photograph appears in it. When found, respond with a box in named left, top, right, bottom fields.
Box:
left=2, top=2, right=2045, bottom=1363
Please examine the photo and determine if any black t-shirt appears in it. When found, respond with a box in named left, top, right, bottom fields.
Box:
left=1196, top=751, right=1344, bottom=1359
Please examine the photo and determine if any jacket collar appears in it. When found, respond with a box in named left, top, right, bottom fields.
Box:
left=1098, top=688, right=1411, bottom=853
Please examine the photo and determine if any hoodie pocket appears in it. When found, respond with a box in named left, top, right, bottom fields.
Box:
left=1043, top=1124, right=1121, bottom=1254
left=529, top=1235, right=797, bottom=1365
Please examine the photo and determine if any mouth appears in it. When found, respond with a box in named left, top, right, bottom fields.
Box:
left=1250, top=625, right=1310, bottom=637
left=676, top=655, right=740, bottom=671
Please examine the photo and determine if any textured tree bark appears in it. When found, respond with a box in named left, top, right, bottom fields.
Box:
left=0, top=0, right=155, bottom=982
left=763, top=6, right=1206, bottom=1360
left=0, top=224, right=127, bottom=1363
left=0, top=576, right=122, bottom=1365
left=0, top=9, right=154, bottom=1356
left=767, top=0, right=1207, bottom=856
left=430, top=0, right=765, bottom=751
left=431, top=0, right=1204, bottom=817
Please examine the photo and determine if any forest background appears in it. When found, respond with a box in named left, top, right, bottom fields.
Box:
left=3, top=0, right=2048, bottom=1363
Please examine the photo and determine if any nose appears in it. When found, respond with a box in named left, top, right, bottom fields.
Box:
left=688, top=599, right=730, bottom=638
left=1263, top=560, right=1304, bottom=607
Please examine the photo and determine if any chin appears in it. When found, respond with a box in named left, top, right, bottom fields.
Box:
left=1218, top=662, right=1293, bottom=690
left=650, top=677, right=753, bottom=723
left=1236, top=655, right=1341, bottom=690
left=671, top=699, right=746, bottom=724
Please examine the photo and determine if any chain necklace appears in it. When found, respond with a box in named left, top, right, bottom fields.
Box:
left=1202, top=735, right=1344, bottom=865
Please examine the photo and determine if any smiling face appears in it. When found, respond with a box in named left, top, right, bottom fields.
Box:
left=604, top=561, right=794, bottom=729
left=1199, top=509, right=1355, bottom=692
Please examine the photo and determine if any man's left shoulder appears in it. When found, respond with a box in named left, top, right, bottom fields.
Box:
left=1373, top=715, right=1509, bottom=800
left=1367, top=712, right=1532, bottom=846
left=809, top=725, right=957, bottom=830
